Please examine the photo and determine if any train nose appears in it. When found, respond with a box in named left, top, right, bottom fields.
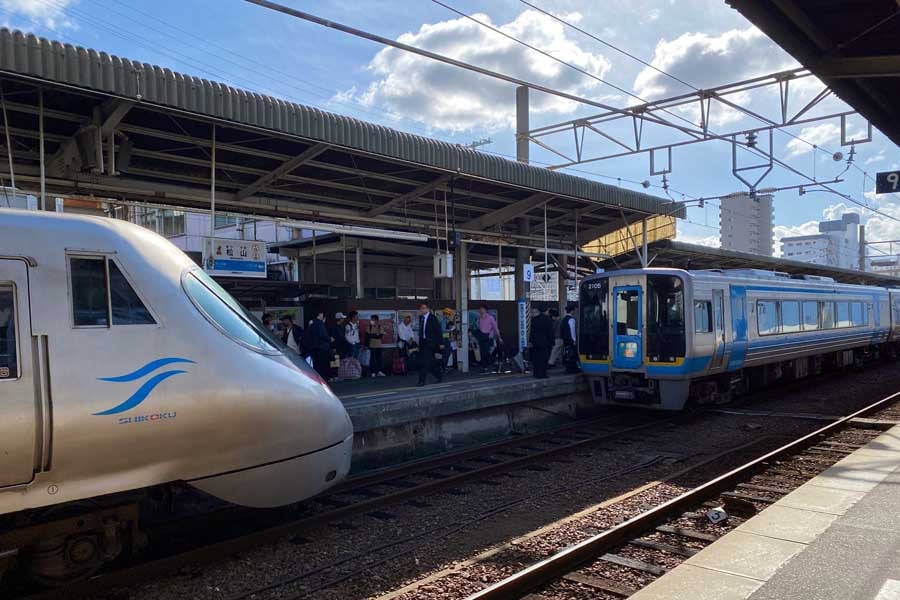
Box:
left=189, top=362, right=355, bottom=508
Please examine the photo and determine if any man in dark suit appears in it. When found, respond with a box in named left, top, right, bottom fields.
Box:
left=530, top=305, right=554, bottom=379
left=417, top=301, right=444, bottom=386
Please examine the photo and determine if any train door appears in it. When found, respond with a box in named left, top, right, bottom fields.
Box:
left=0, top=259, right=37, bottom=488
left=612, top=285, right=643, bottom=369
left=709, top=288, right=729, bottom=372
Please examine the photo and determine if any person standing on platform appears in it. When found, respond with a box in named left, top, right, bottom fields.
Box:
left=262, top=312, right=274, bottom=332
left=331, top=312, right=347, bottom=358
left=475, top=304, right=502, bottom=372
left=281, top=314, right=303, bottom=354
left=345, top=311, right=361, bottom=359
left=561, top=302, right=580, bottom=374
left=367, top=314, right=386, bottom=377
left=530, top=306, right=554, bottom=379
left=417, top=301, right=443, bottom=387
left=308, top=311, right=331, bottom=379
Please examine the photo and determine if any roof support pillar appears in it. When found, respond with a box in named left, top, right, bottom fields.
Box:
left=516, top=86, right=529, bottom=164
left=355, top=241, right=364, bottom=300
left=515, top=217, right=531, bottom=301
left=457, top=240, right=469, bottom=373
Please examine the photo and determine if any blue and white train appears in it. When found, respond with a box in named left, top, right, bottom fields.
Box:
left=579, top=268, right=900, bottom=410
left=0, top=209, right=354, bottom=584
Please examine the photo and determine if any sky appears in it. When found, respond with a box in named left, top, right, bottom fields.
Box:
left=2, top=0, right=899, bottom=259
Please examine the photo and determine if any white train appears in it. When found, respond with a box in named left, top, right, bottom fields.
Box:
left=579, top=268, right=900, bottom=410
left=0, top=209, right=353, bottom=583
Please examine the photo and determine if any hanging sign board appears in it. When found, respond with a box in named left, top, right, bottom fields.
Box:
left=875, top=170, right=900, bottom=195
left=517, top=299, right=528, bottom=352
left=522, top=263, right=535, bottom=283
left=202, top=237, right=267, bottom=278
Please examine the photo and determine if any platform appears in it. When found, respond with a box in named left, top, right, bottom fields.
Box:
left=331, top=370, right=589, bottom=471
left=630, top=424, right=900, bottom=600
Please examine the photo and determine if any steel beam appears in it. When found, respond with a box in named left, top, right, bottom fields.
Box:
left=462, top=192, right=551, bottom=231
left=815, top=55, right=900, bottom=79
left=235, top=142, right=329, bottom=200
left=365, top=174, right=452, bottom=217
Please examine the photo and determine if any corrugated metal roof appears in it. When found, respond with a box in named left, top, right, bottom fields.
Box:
left=0, top=28, right=683, bottom=219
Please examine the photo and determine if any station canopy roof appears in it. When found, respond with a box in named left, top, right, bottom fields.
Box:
left=0, top=28, right=682, bottom=251
left=599, top=239, right=900, bottom=287
left=728, top=0, right=900, bottom=147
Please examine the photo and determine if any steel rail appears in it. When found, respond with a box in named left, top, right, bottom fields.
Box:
left=467, top=389, right=900, bottom=599
left=18, top=417, right=668, bottom=600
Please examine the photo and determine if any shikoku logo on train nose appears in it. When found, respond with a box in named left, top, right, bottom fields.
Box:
left=93, top=357, right=195, bottom=416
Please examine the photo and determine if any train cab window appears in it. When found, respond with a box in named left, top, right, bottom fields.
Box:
left=616, top=290, right=640, bottom=336
left=802, top=301, right=819, bottom=331
left=71, top=257, right=155, bottom=327
left=757, top=300, right=779, bottom=335
left=109, top=261, right=155, bottom=325
left=183, top=269, right=279, bottom=353
left=850, top=302, right=866, bottom=327
left=822, top=302, right=836, bottom=329
left=693, top=301, right=712, bottom=333
left=0, top=287, right=16, bottom=379
left=579, top=279, right=609, bottom=360
left=71, top=257, right=110, bottom=327
left=781, top=301, right=801, bottom=333
left=836, top=302, right=851, bottom=328
left=647, top=275, right=685, bottom=360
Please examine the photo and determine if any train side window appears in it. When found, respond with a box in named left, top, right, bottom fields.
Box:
left=693, top=301, right=712, bottom=333
left=850, top=302, right=865, bottom=327
left=109, top=261, right=156, bottom=325
left=757, top=300, right=779, bottom=335
left=822, top=302, right=836, bottom=329
left=71, top=257, right=109, bottom=327
left=802, top=301, right=819, bottom=331
left=0, top=286, right=17, bottom=379
left=836, top=302, right=851, bottom=328
left=781, top=301, right=801, bottom=333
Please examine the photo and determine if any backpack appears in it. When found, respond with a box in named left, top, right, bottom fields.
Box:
left=338, top=357, right=362, bottom=380
left=392, top=355, right=406, bottom=375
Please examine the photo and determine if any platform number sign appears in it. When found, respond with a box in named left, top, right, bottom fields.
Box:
left=875, top=170, right=900, bottom=195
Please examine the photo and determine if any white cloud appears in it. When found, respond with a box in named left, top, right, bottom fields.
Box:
left=865, top=150, right=886, bottom=165
left=634, top=27, right=797, bottom=101
left=676, top=229, right=721, bottom=248
left=1, top=0, right=75, bottom=29
left=785, top=123, right=841, bottom=157
left=343, top=10, right=612, bottom=132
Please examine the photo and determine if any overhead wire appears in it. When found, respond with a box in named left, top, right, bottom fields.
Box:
left=516, top=0, right=868, bottom=174
left=445, top=0, right=896, bottom=223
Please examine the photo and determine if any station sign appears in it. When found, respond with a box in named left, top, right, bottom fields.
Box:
left=875, top=170, right=900, bottom=195
left=517, top=299, right=528, bottom=352
left=202, top=237, right=267, bottom=278
left=522, top=263, right=535, bottom=283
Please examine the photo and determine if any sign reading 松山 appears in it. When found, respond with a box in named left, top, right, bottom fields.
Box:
left=202, top=237, right=267, bottom=278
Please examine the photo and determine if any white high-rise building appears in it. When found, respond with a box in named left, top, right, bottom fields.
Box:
left=780, top=213, right=861, bottom=270
left=719, top=192, right=774, bottom=256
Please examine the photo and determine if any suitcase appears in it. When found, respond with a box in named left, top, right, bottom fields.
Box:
left=392, top=356, right=407, bottom=375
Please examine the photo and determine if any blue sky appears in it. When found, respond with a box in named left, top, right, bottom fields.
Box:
left=2, top=0, right=898, bottom=255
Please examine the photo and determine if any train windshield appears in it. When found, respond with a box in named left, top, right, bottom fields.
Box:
left=646, top=275, right=686, bottom=361
left=579, top=278, right=609, bottom=360
left=184, top=269, right=282, bottom=354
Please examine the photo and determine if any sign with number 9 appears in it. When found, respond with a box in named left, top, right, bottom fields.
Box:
left=876, top=170, right=900, bottom=195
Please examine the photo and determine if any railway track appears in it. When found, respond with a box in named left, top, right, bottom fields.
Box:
left=463, top=391, right=900, bottom=600
left=12, top=412, right=668, bottom=600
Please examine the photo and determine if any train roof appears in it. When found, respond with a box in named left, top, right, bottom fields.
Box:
left=582, top=267, right=894, bottom=293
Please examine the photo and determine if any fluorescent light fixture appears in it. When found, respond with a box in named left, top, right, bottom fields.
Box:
left=282, top=220, right=429, bottom=242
